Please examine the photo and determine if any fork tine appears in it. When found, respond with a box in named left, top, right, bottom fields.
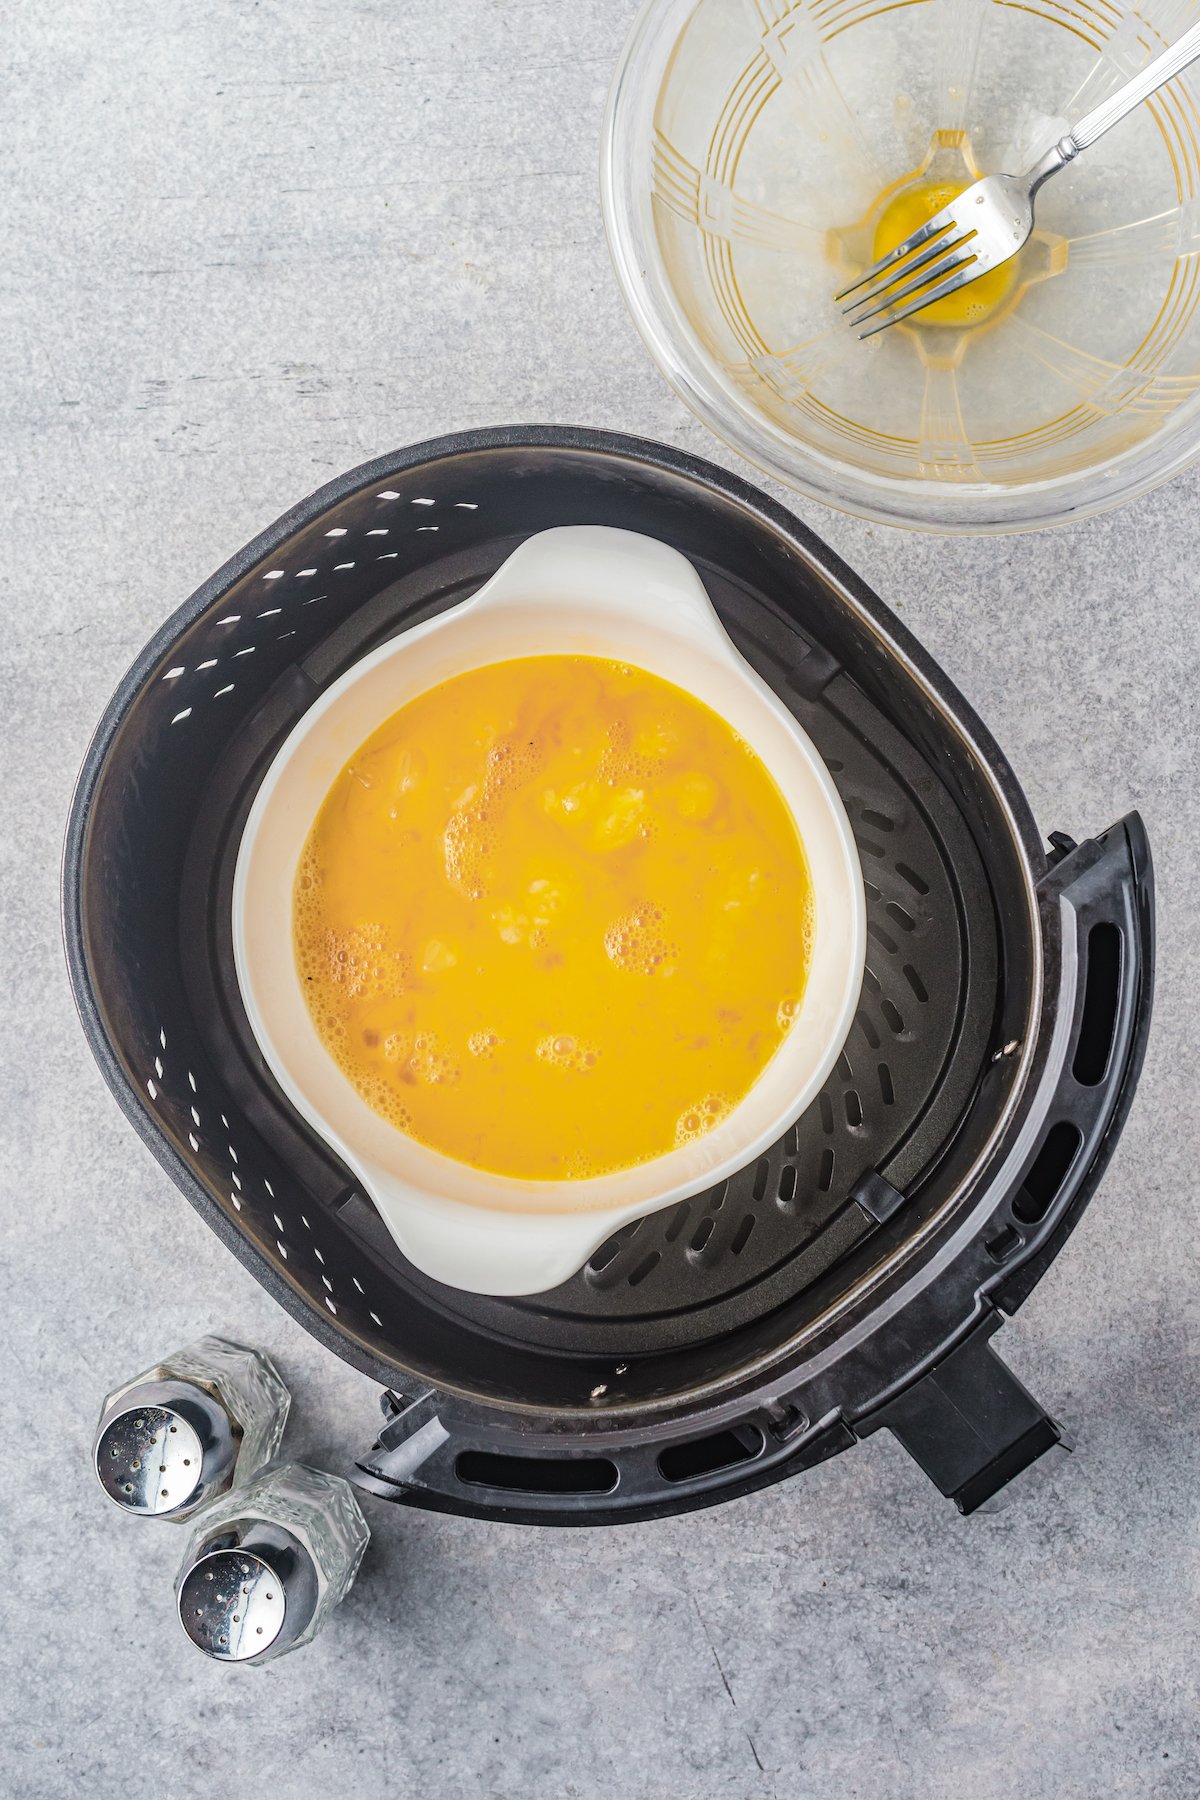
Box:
left=856, top=263, right=980, bottom=339
left=842, top=229, right=968, bottom=316
left=833, top=215, right=953, bottom=302
left=847, top=241, right=975, bottom=327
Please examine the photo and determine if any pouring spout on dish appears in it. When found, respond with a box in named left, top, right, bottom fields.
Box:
left=358, top=1167, right=633, bottom=1297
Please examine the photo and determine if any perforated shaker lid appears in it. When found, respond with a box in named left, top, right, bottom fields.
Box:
left=178, top=1550, right=288, bottom=1660
left=95, top=1405, right=206, bottom=1516
left=177, top=1519, right=319, bottom=1663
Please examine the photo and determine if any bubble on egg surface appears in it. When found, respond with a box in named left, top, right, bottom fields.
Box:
left=294, top=844, right=323, bottom=902
left=408, top=1032, right=460, bottom=1086
left=443, top=805, right=494, bottom=896
left=597, top=724, right=654, bottom=789
left=347, top=1067, right=413, bottom=1133
left=483, top=733, right=544, bottom=796
left=294, top=920, right=411, bottom=1002
left=443, top=732, right=548, bottom=896
left=798, top=896, right=815, bottom=962
left=536, top=1033, right=600, bottom=1072
left=292, top=850, right=328, bottom=949
left=675, top=1093, right=731, bottom=1145
left=604, top=903, right=676, bottom=976
left=563, top=1148, right=623, bottom=1179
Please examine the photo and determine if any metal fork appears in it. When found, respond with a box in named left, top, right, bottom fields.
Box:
left=836, top=18, right=1200, bottom=337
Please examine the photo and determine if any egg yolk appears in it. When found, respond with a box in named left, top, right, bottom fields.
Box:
left=872, top=181, right=1015, bottom=328
left=295, top=655, right=813, bottom=1182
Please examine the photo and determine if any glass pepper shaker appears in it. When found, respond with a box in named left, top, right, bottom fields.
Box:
left=93, top=1334, right=290, bottom=1521
left=174, top=1462, right=369, bottom=1662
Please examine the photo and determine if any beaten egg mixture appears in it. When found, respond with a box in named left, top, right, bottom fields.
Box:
left=295, top=655, right=812, bottom=1181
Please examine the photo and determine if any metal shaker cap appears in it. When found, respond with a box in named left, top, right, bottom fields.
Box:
left=179, top=1550, right=288, bottom=1659
left=177, top=1522, right=318, bottom=1663
left=94, top=1382, right=237, bottom=1518
left=95, top=1405, right=206, bottom=1516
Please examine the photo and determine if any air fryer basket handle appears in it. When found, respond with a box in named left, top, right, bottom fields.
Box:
left=865, top=1313, right=1070, bottom=1514
left=991, top=810, right=1154, bottom=1314
left=858, top=810, right=1154, bottom=1512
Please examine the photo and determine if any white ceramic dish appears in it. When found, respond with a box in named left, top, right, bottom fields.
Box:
left=233, top=526, right=865, bottom=1296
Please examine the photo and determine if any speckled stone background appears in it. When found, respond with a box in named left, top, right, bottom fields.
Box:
left=3, top=1, right=1198, bottom=1795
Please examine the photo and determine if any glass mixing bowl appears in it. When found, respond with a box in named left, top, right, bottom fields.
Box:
left=602, top=0, right=1200, bottom=531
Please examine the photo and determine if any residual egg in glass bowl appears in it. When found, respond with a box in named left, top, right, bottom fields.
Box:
left=602, top=0, right=1200, bottom=531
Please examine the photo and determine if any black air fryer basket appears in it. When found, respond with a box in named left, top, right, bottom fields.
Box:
left=64, top=428, right=1154, bottom=1522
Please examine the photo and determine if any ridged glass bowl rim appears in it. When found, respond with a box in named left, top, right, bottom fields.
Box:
left=600, top=0, right=1200, bottom=534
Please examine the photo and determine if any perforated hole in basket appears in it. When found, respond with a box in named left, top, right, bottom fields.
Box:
left=157, top=492, right=484, bottom=723
left=141, top=1018, right=393, bottom=1337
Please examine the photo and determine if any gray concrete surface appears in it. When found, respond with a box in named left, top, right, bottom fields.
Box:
left=3, top=1, right=1198, bottom=1795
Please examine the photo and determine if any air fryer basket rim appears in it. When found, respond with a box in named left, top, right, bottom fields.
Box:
left=64, top=425, right=1067, bottom=1423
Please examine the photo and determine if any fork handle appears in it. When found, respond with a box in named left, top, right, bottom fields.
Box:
left=1069, top=17, right=1200, bottom=150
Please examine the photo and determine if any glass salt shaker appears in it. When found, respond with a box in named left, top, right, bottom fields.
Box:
left=93, top=1334, right=290, bottom=1521
left=174, top=1462, right=369, bottom=1662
